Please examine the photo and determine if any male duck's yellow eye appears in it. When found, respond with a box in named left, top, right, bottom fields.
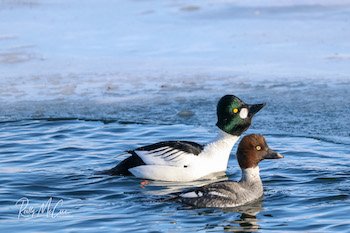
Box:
left=233, top=108, right=239, bottom=114
left=256, top=145, right=261, bottom=151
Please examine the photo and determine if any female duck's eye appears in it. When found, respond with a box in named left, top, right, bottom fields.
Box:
left=233, top=108, right=239, bottom=114
left=256, top=145, right=261, bottom=151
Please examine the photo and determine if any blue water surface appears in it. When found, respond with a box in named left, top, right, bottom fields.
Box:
left=1, top=78, right=350, bottom=232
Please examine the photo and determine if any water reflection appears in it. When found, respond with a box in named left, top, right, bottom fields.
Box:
left=140, top=172, right=229, bottom=196
left=222, top=201, right=262, bottom=232
left=224, top=214, right=259, bottom=232
left=189, top=200, right=262, bottom=232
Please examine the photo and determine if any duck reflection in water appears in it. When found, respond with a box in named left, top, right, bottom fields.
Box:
left=197, top=200, right=262, bottom=232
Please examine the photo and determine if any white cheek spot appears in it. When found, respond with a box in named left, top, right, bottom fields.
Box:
left=239, top=108, right=248, bottom=119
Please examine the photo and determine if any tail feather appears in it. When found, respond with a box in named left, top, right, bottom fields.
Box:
left=97, top=153, right=145, bottom=176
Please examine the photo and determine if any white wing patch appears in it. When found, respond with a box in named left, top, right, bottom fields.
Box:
left=180, top=191, right=203, bottom=198
left=180, top=190, right=228, bottom=199
left=134, top=146, right=197, bottom=167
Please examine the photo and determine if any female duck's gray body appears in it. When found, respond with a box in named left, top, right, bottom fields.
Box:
left=176, top=134, right=283, bottom=208
left=102, top=95, right=265, bottom=182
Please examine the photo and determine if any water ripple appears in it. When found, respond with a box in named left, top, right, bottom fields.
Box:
left=0, top=120, right=349, bottom=232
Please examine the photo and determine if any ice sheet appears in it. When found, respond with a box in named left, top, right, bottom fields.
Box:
left=0, top=0, right=349, bottom=124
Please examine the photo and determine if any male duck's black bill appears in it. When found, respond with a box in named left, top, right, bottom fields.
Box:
left=248, top=103, right=266, bottom=116
left=263, top=148, right=284, bottom=159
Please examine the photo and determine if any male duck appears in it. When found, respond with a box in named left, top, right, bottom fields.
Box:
left=103, top=95, right=265, bottom=182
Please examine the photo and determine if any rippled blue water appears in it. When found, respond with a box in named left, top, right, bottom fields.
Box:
left=1, top=79, right=350, bottom=232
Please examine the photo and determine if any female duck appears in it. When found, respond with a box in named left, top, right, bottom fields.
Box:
left=176, top=134, right=283, bottom=208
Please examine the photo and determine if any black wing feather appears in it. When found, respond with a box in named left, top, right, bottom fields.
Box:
left=137, top=141, right=204, bottom=155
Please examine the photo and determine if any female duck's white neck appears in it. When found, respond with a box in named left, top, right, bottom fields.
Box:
left=240, top=166, right=261, bottom=183
left=239, top=166, right=264, bottom=199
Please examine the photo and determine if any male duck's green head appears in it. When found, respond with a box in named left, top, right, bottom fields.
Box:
left=216, top=95, right=265, bottom=136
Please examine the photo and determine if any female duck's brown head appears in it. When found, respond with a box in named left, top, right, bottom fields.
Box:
left=236, top=134, right=284, bottom=169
